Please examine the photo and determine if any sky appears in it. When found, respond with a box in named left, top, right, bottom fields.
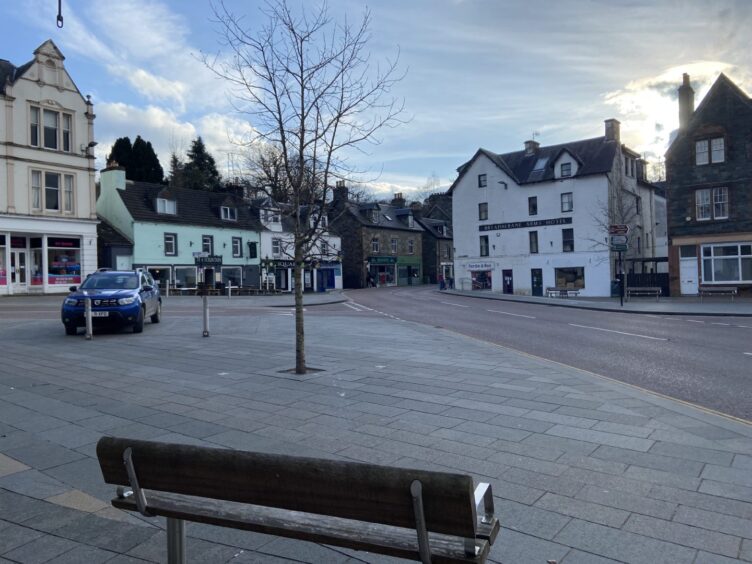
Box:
left=2, top=0, right=751, bottom=197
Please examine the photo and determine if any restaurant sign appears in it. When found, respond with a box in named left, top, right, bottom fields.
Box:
left=480, top=217, right=572, bottom=231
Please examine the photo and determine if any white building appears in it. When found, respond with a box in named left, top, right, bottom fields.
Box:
left=254, top=198, right=343, bottom=292
left=451, top=120, right=665, bottom=297
left=1, top=40, right=97, bottom=295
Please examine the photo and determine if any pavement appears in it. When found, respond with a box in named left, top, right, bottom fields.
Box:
left=1, top=294, right=752, bottom=563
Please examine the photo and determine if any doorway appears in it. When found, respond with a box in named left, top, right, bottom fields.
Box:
left=679, top=245, right=698, bottom=295
left=11, top=250, right=27, bottom=291
left=502, top=269, right=514, bottom=294
left=531, top=268, right=543, bottom=297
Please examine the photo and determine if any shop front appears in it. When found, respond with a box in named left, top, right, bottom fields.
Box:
left=397, top=256, right=422, bottom=286
left=367, top=256, right=397, bottom=287
left=466, top=262, right=493, bottom=291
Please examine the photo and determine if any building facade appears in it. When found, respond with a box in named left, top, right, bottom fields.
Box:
left=451, top=120, right=663, bottom=297
left=97, top=166, right=262, bottom=290
left=415, top=214, right=453, bottom=285
left=1, top=40, right=98, bottom=295
left=666, top=73, right=752, bottom=296
left=330, top=186, right=424, bottom=288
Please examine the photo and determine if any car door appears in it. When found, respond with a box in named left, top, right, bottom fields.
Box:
left=140, top=273, right=156, bottom=316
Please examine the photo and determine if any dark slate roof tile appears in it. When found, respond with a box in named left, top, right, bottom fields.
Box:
left=348, top=202, right=425, bottom=232
left=96, top=217, right=133, bottom=246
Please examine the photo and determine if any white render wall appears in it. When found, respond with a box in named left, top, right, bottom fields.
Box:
left=452, top=153, right=615, bottom=296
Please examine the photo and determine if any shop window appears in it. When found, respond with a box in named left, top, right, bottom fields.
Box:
left=174, top=267, right=197, bottom=288
left=701, top=243, right=752, bottom=283
left=232, top=237, right=242, bottom=257
left=555, top=267, right=585, bottom=289
left=221, top=266, right=242, bottom=287
left=0, top=246, right=6, bottom=285
left=47, top=237, right=81, bottom=285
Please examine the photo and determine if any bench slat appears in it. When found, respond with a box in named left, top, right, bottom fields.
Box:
left=97, top=437, right=477, bottom=538
left=112, top=492, right=491, bottom=564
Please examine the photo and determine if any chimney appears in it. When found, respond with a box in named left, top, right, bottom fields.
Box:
left=332, top=180, right=348, bottom=203
left=99, top=163, right=126, bottom=196
left=524, top=140, right=539, bottom=155
left=410, top=201, right=423, bottom=219
left=678, top=73, right=695, bottom=130
left=604, top=119, right=620, bottom=142
left=391, top=192, right=406, bottom=208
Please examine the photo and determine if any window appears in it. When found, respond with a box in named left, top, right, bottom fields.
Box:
left=390, top=238, right=397, bottom=254
left=157, top=198, right=177, bottom=214
left=272, top=238, right=282, bottom=256
left=624, top=157, right=635, bottom=177
left=529, top=231, right=538, bottom=254
left=174, top=267, right=197, bottom=288
left=555, top=267, right=585, bottom=289
left=321, top=240, right=328, bottom=256
left=696, top=187, right=727, bottom=220
left=443, top=244, right=450, bottom=259
left=202, top=235, right=213, bottom=255
left=713, top=187, right=728, bottom=219
left=63, top=175, right=73, bottom=212
left=478, top=202, right=488, bottom=221
left=164, top=233, right=177, bottom=256
left=478, top=174, right=487, bottom=188
left=528, top=196, right=538, bottom=216
left=696, top=137, right=725, bottom=165
left=263, top=209, right=280, bottom=223
left=43, top=109, right=58, bottom=149
left=407, top=215, right=415, bottom=228
left=480, top=235, right=489, bottom=257
left=561, top=192, right=573, bottom=212
left=31, top=171, right=41, bottom=210
left=635, top=195, right=642, bottom=215
left=221, top=266, right=242, bottom=288
left=45, top=172, right=61, bottom=210
left=408, top=239, right=415, bottom=254
left=30, top=107, right=39, bottom=146
left=232, top=237, right=242, bottom=258
left=702, top=243, right=752, bottom=283
left=371, top=237, right=379, bottom=253
left=370, top=209, right=379, bottom=223
left=533, top=157, right=548, bottom=171
left=248, top=241, right=258, bottom=259
left=637, top=236, right=641, bottom=254
left=560, top=163, right=572, bottom=177
left=562, top=228, right=574, bottom=252
left=62, top=114, right=71, bottom=152
left=221, top=206, right=237, bottom=221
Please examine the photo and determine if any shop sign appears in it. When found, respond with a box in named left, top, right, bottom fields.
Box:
left=194, top=255, right=223, bottom=267
left=466, top=262, right=493, bottom=271
left=479, top=217, right=572, bottom=232
left=369, top=256, right=397, bottom=264
left=48, top=237, right=80, bottom=248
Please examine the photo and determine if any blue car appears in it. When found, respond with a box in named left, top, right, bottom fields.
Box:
left=61, top=270, right=162, bottom=335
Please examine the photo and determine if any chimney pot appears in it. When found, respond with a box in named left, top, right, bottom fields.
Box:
left=524, top=140, right=540, bottom=155
left=604, top=119, right=621, bottom=142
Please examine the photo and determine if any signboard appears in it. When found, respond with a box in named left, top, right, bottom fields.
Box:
left=466, top=262, right=493, bottom=271
left=369, top=256, right=398, bottom=265
left=194, top=255, right=223, bottom=267
left=609, top=224, right=630, bottom=235
left=610, top=234, right=629, bottom=252
left=480, top=217, right=572, bottom=232
left=192, top=251, right=209, bottom=258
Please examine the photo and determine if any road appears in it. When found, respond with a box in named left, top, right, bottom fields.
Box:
left=317, top=286, right=752, bottom=421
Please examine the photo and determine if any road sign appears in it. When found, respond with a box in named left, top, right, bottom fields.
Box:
left=610, top=235, right=628, bottom=246
left=609, top=224, right=630, bottom=235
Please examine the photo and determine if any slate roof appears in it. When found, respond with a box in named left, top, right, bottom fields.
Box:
left=416, top=217, right=452, bottom=240
left=117, top=181, right=263, bottom=231
left=0, top=58, right=33, bottom=95
left=97, top=217, right=133, bottom=247
left=450, top=136, right=619, bottom=192
left=344, top=201, right=425, bottom=232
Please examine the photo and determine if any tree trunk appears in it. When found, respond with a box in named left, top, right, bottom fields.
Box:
left=294, top=243, right=306, bottom=374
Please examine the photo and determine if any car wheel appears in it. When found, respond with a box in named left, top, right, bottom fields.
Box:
left=151, top=301, right=161, bottom=323
left=133, top=307, right=145, bottom=333
left=65, top=324, right=77, bottom=336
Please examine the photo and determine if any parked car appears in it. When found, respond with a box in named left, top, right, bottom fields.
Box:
left=61, top=270, right=161, bottom=335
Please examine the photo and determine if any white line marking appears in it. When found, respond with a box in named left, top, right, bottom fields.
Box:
left=487, top=309, right=536, bottom=319
left=744, top=352, right=752, bottom=356
left=711, top=322, right=730, bottom=326
left=441, top=301, right=469, bottom=308
left=343, top=302, right=362, bottom=311
left=685, top=319, right=704, bottom=323
left=568, top=323, right=668, bottom=341
left=738, top=325, right=752, bottom=329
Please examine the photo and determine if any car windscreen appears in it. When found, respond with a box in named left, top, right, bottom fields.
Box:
left=80, top=274, right=139, bottom=290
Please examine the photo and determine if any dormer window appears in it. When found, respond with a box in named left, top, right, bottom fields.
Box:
left=157, top=198, right=176, bottom=215
left=560, top=163, right=572, bottom=177
left=221, top=206, right=237, bottom=221
left=370, top=209, right=379, bottom=223
left=407, top=214, right=415, bottom=228
left=263, top=209, right=280, bottom=223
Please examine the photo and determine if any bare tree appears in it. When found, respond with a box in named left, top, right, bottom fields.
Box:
left=207, top=0, right=404, bottom=373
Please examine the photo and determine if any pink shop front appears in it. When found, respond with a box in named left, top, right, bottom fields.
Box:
left=0, top=235, right=83, bottom=294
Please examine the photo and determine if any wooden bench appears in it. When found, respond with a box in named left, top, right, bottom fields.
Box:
left=96, top=437, right=500, bottom=564
left=625, top=286, right=662, bottom=301
left=699, top=286, right=737, bottom=301
left=546, top=287, right=580, bottom=298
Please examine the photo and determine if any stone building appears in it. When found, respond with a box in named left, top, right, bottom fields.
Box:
left=330, top=184, right=424, bottom=288
left=665, top=73, right=752, bottom=295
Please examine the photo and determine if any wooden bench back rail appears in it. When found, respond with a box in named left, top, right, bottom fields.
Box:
left=97, top=437, right=477, bottom=538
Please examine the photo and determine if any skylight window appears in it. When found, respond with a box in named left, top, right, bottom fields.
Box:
left=532, top=157, right=549, bottom=172
left=384, top=215, right=392, bottom=221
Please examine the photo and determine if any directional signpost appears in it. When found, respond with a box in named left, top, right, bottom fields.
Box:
left=609, top=225, right=630, bottom=307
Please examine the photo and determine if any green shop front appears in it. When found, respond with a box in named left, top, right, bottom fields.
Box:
left=397, top=255, right=422, bottom=286
left=368, top=256, right=397, bottom=286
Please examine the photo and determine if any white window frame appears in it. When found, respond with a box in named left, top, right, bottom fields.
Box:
left=408, top=239, right=415, bottom=254
left=478, top=202, right=488, bottom=221
left=711, top=137, right=725, bottom=163
left=371, top=237, right=380, bottom=253
left=31, top=170, right=42, bottom=210
left=713, top=187, right=728, bottom=219
left=478, top=173, right=487, bottom=188
left=560, top=162, right=572, bottom=177
left=696, top=137, right=725, bottom=165
left=232, top=237, right=242, bottom=257
left=30, top=106, right=40, bottom=147
left=221, top=206, right=237, bottom=221
left=390, top=238, right=397, bottom=254
left=696, top=189, right=711, bottom=221
left=174, top=266, right=198, bottom=289
left=701, top=243, right=752, bottom=284
left=561, top=192, right=573, bottom=213
left=202, top=235, right=213, bottom=255
left=157, top=198, right=177, bottom=214
left=164, top=233, right=177, bottom=256
left=272, top=237, right=282, bottom=257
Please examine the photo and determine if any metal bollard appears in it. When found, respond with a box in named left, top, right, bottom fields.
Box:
left=166, top=518, right=186, bottom=564
left=85, top=297, right=93, bottom=340
left=227, top=284, right=231, bottom=299
left=202, top=294, right=210, bottom=337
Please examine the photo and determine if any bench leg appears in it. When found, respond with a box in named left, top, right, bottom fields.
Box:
left=167, top=518, right=186, bottom=564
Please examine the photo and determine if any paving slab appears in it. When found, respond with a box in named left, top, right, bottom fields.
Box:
left=1, top=300, right=751, bottom=562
